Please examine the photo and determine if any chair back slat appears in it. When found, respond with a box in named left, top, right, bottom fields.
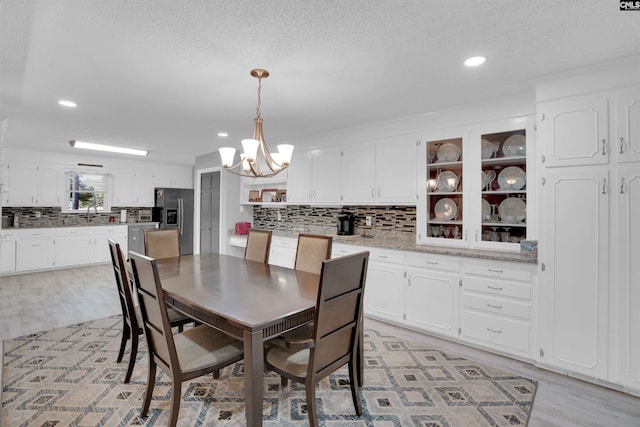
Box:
left=310, top=251, right=369, bottom=378
left=244, top=229, right=272, bottom=263
left=129, top=251, right=178, bottom=371
left=144, top=229, right=181, bottom=259
left=294, top=233, right=333, bottom=274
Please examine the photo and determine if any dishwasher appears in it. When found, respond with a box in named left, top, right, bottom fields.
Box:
left=128, top=223, right=159, bottom=255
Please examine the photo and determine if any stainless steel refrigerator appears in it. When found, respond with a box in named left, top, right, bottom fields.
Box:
left=153, top=188, right=194, bottom=255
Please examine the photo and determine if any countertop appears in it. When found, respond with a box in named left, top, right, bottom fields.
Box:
left=230, top=230, right=537, bottom=264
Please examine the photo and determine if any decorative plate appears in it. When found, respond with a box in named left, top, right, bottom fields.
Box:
left=481, top=139, right=497, bottom=159
left=502, top=134, right=526, bottom=157
left=498, top=197, right=526, bottom=223
left=434, top=198, right=458, bottom=220
left=436, top=143, right=461, bottom=162
left=436, top=171, right=459, bottom=192
left=498, top=166, right=526, bottom=190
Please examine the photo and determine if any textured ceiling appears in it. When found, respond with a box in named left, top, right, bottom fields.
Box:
left=1, top=0, right=639, bottom=165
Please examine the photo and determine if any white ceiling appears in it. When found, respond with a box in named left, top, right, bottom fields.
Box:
left=1, top=0, right=639, bottom=165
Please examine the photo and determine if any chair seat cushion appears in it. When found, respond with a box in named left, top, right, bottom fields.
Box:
left=175, top=326, right=244, bottom=373
left=266, top=347, right=310, bottom=378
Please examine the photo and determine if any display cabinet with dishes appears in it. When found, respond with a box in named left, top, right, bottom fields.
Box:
left=417, top=119, right=533, bottom=250
left=424, top=137, right=465, bottom=243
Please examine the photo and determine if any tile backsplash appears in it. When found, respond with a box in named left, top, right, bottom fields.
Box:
left=252, top=205, right=416, bottom=236
left=1, top=207, right=152, bottom=228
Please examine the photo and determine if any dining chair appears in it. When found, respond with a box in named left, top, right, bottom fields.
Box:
left=244, top=228, right=272, bottom=263
left=265, top=251, right=370, bottom=427
left=128, top=251, right=244, bottom=427
left=294, top=233, right=333, bottom=274
left=144, top=228, right=181, bottom=259
left=108, top=239, right=193, bottom=383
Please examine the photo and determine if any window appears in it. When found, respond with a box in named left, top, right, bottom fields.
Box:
left=64, top=172, right=111, bottom=212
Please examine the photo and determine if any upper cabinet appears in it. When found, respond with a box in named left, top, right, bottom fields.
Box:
left=153, top=172, right=193, bottom=189
left=1, top=162, right=62, bottom=207
left=616, top=90, right=640, bottom=164
left=282, top=147, right=342, bottom=205
left=113, top=170, right=154, bottom=207
left=416, top=118, right=534, bottom=250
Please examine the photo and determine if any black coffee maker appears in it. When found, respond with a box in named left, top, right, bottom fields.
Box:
left=337, top=212, right=355, bottom=235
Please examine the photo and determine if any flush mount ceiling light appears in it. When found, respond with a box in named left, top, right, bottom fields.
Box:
left=69, top=140, right=149, bottom=156
left=464, top=56, right=486, bottom=67
left=218, top=69, right=294, bottom=178
left=217, top=132, right=229, bottom=137
left=58, top=100, right=77, bottom=107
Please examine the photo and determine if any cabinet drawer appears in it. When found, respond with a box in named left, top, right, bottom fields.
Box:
left=463, top=276, right=531, bottom=300
left=271, top=236, right=296, bottom=248
left=406, top=253, right=460, bottom=272
left=93, top=225, right=128, bottom=235
left=1, top=231, right=18, bottom=240
left=462, top=292, right=530, bottom=320
left=369, top=248, right=404, bottom=264
left=56, top=228, right=93, bottom=237
left=332, top=243, right=368, bottom=258
left=464, top=260, right=532, bottom=282
left=461, top=310, right=530, bottom=354
left=229, top=235, right=247, bottom=248
left=19, top=228, right=54, bottom=238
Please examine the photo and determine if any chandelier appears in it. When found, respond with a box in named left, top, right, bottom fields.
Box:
left=218, top=69, right=294, bottom=178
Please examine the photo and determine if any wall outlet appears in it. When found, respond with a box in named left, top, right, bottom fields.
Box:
left=277, top=211, right=282, bottom=221
left=365, top=216, right=372, bottom=226
left=35, top=211, right=41, bottom=218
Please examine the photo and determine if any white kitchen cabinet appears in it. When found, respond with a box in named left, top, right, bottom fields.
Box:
left=2, top=162, right=62, bottom=207
left=114, top=170, right=154, bottom=206
left=461, top=259, right=534, bottom=357
left=341, top=144, right=376, bottom=203
left=539, top=93, right=609, bottom=168
left=615, top=89, right=640, bottom=164
left=17, top=229, right=55, bottom=271
left=363, top=249, right=405, bottom=323
left=93, top=225, right=128, bottom=264
left=1, top=230, right=18, bottom=273
left=268, top=236, right=296, bottom=268
left=417, top=118, right=534, bottom=250
left=286, top=148, right=341, bottom=205
left=54, top=228, right=93, bottom=268
left=153, top=172, right=193, bottom=189
left=375, top=137, right=417, bottom=204
left=538, top=168, right=610, bottom=378
left=405, top=253, right=459, bottom=337
left=340, top=138, right=417, bottom=205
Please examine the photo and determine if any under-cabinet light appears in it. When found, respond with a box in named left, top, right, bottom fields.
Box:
left=69, top=140, right=149, bottom=156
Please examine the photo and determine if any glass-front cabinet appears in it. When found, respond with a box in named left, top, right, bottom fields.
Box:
left=417, top=117, right=534, bottom=250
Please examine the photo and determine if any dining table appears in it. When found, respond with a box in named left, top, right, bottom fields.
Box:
left=155, top=252, right=321, bottom=427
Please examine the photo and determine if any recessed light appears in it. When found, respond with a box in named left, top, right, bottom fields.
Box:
left=58, top=100, right=77, bottom=107
left=218, top=132, right=229, bottom=137
left=69, top=140, right=149, bottom=156
left=464, top=56, right=486, bottom=67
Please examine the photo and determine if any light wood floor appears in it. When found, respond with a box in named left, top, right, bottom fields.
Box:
left=1, top=265, right=639, bottom=426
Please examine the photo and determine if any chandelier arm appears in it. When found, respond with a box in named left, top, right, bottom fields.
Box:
left=223, top=165, right=288, bottom=179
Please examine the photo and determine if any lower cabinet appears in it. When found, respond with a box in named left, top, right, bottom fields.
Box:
left=365, top=249, right=406, bottom=323
left=10, top=225, right=128, bottom=274
left=1, top=230, right=18, bottom=273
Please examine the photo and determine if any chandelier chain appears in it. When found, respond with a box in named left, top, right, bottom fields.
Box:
left=256, top=76, right=262, bottom=118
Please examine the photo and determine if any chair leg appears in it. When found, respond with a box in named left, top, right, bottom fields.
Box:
left=123, top=331, right=139, bottom=383
left=116, top=322, right=130, bottom=363
left=177, top=324, right=184, bottom=333
left=141, top=359, right=156, bottom=417
left=212, top=369, right=220, bottom=379
left=305, top=382, right=318, bottom=427
left=168, top=380, right=182, bottom=427
left=280, top=375, right=288, bottom=387
left=349, top=360, right=363, bottom=416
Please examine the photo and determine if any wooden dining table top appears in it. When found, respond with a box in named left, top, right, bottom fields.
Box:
left=155, top=252, right=320, bottom=335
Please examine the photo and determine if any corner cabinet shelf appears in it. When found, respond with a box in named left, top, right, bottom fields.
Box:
left=240, top=171, right=289, bottom=206
left=417, top=118, right=535, bottom=250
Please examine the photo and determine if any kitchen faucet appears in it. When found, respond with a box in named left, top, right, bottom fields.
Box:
left=86, top=197, right=98, bottom=223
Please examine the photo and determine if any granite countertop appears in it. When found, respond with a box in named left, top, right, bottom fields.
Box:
left=3, top=221, right=158, bottom=229
left=229, top=229, right=537, bottom=264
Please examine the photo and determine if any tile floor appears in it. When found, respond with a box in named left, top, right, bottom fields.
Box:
left=2, top=265, right=640, bottom=426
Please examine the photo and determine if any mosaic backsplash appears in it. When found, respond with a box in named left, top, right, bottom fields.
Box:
left=1, top=207, right=153, bottom=228
left=252, top=205, right=416, bottom=236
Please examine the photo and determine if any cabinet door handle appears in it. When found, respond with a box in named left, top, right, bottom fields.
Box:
left=371, top=188, right=374, bottom=198
left=488, top=285, right=503, bottom=291
left=475, top=230, right=478, bottom=241
left=487, top=303, right=503, bottom=310
left=425, top=260, right=439, bottom=265
left=620, top=137, right=625, bottom=154
left=487, top=328, right=502, bottom=334
left=487, top=268, right=503, bottom=274
left=620, top=177, right=626, bottom=194
left=377, top=188, right=381, bottom=198
left=602, top=139, right=607, bottom=155
left=377, top=255, right=388, bottom=259
left=602, top=178, right=607, bottom=195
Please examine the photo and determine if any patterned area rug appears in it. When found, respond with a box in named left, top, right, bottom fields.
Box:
left=2, top=315, right=537, bottom=426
